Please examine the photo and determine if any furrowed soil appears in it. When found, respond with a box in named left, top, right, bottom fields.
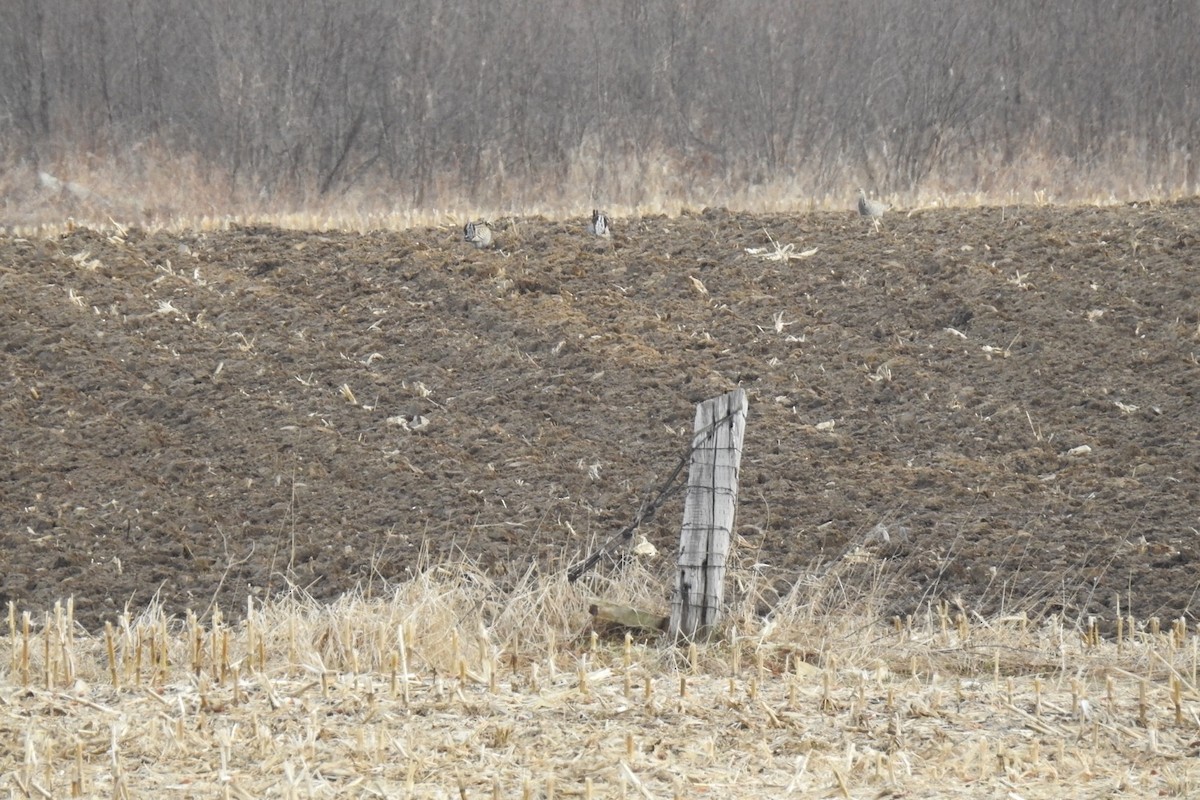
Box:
left=2, top=203, right=1199, bottom=630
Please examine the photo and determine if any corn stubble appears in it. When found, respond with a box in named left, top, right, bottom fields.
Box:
left=3, top=562, right=1200, bottom=797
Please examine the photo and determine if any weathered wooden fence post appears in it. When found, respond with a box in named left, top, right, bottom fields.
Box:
left=669, top=388, right=748, bottom=642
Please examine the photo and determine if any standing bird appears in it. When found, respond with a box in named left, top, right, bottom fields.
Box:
left=463, top=220, right=494, bottom=249
left=587, top=209, right=612, bottom=238
left=857, top=188, right=891, bottom=219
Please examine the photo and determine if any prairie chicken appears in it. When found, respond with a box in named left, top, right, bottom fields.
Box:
left=587, top=209, right=612, bottom=238
left=857, top=188, right=891, bottom=219
left=463, top=220, right=494, bottom=249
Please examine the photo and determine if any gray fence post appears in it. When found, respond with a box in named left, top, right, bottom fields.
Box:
left=669, top=388, right=748, bottom=642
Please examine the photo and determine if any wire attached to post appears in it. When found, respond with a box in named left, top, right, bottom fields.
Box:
left=566, top=408, right=738, bottom=583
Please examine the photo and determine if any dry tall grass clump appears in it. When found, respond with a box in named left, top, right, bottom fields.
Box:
left=8, top=143, right=1197, bottom=239
left=4, top=557, right=1200, bottom=798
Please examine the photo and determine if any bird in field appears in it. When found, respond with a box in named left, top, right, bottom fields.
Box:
left=587, top=209, right=612, bottom=238
left=463, top=220, right=494, bottom=249
left=857, top=188, right=891, bottom=219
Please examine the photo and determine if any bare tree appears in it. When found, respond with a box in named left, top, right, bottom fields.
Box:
left=1, top=0, right=1197, bottom=211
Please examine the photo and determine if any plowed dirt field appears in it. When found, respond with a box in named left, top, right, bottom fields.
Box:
left=3, top=203, right=1199, bottom=630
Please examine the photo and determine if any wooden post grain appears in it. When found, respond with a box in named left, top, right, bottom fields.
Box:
left=669, top=388, right=748, bottom=641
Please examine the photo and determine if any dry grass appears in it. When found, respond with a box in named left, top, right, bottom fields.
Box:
left=4, top=140, right=1196, bottom=238
left=4, top=553, right=1200, bottom=798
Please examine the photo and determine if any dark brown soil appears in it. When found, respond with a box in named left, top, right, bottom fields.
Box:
left=3, top=203, right=1199, bottom=630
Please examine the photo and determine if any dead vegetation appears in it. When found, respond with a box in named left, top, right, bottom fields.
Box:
left=4, top=3, right=1199, bottom=232
left=4, top=561, right=1200, bottom=798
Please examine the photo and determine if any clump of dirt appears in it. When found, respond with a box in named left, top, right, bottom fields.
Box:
left=2, top=201, right=1199, bottom=630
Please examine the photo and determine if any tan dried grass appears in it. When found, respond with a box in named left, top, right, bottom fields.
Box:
left=4, top=139, right=1196, bottom=238
left=4, top=556, right=1200, bottom=798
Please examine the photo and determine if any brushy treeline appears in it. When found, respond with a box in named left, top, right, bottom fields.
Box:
left=1, top=0, right=1197, bottom=217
